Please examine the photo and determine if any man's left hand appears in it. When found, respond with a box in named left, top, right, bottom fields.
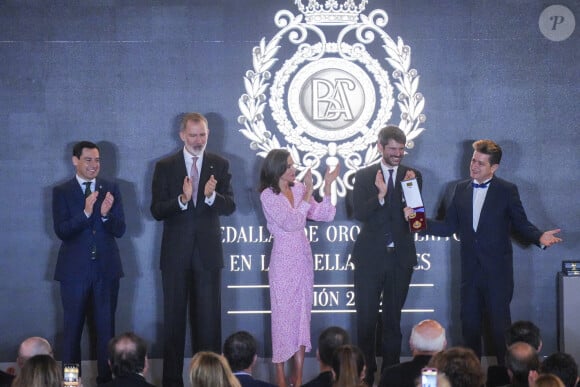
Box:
left=205, top=175, right=217, bottom=197
left=539, top=228, right=562, bottom=247
left=101, top=192, right=114, bottom=217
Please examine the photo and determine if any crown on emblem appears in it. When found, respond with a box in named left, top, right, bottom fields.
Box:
left=295, top=0, right=368, bottom=25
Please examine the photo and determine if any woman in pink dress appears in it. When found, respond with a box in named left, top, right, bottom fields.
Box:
left=258, top=149, right=339, bottom=387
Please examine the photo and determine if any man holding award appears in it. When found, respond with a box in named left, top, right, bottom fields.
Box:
left=416, top=139, right=562, bottom=366
left=351, top=125, right=423, bottom=386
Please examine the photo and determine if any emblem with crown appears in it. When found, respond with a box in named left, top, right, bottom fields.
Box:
left=295, top=0, right=368, bottom=25
left=239, top=0, right=426, bottom=202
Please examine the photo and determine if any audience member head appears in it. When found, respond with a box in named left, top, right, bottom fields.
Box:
left=505, top=341, right=540, bottom=387
left=540, top=352, right=579, bottom=387
left=108, top=332, right=148, bottom=378
left=409, top=319, right=447, bottom=355
left=189, top=351, right=241, bottom=387
left=12, top=354, right=61, bottom=387
left=427, top=346, right=484, bottom=387
left=331, top=345, right=365, bottom=387
left=318, top=326, right=350, bottom=369
left=506, top=320, right=542, bottom=351
left=533, top=373, right=566, bottom=387
left=16, top=337, right=53, bottom=368
left=223, top=331, right=257, bottom=373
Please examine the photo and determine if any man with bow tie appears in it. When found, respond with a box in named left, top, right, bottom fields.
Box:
left=151, top=112, right=235, bottom=387
left=420, top=139, right=561, bottom=366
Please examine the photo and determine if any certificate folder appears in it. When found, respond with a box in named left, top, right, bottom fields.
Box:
left=401, top=178, right=426, bottom=232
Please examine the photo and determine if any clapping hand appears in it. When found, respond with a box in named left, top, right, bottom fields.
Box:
left=323, top=164, right=340, bottom=196
left=375, top=170, right=387, bottom=200
left=100, top=192, right=114, bottom=217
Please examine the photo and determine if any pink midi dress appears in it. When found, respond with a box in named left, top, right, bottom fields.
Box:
left=260, top=182, right=336, bottom=363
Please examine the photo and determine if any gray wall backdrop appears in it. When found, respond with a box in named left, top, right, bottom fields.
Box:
left=1, top=0, right=579, bottom=363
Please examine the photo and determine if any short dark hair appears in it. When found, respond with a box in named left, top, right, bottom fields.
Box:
left=505, top=342, right=540, bottom=387
left=540, top=352, right=578, bottom=387
left=472, top=139, right=502, bottom=165
left=506, top=321, right=542, bottom=350
left=108, top=332, right=147, bottom=377
left=318, top=326, right=350, bottom=366
left=258, top=148, right=292, bottom=194
left=378, top=125, right=406, bottom=146
left=72, top=141, right=99, bottom=158
left=223, top=331, right=256, bottom=372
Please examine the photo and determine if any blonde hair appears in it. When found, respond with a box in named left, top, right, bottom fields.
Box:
left=188, top=351, right=241, bottom=387
left=12, top=354, right=62, bottom=387
left=332, top=345, right=366, bottom=387
left=533, top=374, right=565, bottom=387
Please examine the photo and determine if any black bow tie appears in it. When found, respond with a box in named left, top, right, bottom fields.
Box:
left=472, top=181, right=490, bottom=189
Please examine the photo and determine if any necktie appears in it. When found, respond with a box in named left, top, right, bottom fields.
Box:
left=386, top=169, right=395, bottom=202
left=191, top=156, right=199, bottom=205
left=385, top=169, right=395, bottom=246
left=83, top=181, right=92, bottom=198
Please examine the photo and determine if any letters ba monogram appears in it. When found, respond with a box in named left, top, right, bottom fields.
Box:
left=238, top=0, right=427, bottom=202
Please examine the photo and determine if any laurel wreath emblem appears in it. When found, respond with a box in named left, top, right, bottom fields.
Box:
left=238, top=8, right=426, bottom=197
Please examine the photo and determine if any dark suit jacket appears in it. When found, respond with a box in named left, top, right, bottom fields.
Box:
left=302, top=370, right=333, bottom=387
left=428, top=176, right=542, bottom=290
left=378, top=354, right=431, bottom=387
left=0, top=370, right=14, bottom=387
left=151, top=150, right=235, bottom=271
left=53, top=177, right=126, bottom=281
left=235, top=373, right=277, bottom=387
left=101, top=373, right=156, bottom=387
left=352, top=163, right=422, bottom=269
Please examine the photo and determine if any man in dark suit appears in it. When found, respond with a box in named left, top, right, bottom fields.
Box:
left=487, top=320, right=543, bottom=387
left=303, top=326, right=350, bottom=387
left=102, top=332, right=155, bottom=387
left=53, top=141, right=126, bottom=385
left=424, top=139, right=561, bottom=365
left=151, top=112, right=235, bottom=387
left=379, top=319, right=446, bottom=387
left=0, top=370, right=12, bottom=387
left=351, top=125, right=422, bottom=385
left=223, top=331, right=276, bottom=387
left=504, top=342, right=540, bottom=387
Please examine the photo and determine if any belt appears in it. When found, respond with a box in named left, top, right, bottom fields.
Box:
left=386, top=246, right=395, bottom=254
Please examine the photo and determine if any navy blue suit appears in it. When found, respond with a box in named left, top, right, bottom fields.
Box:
left=428, top=176, right=542, bottom=364
left=151, top=150, right=235, bottom=387
left=53, top=177, right=126, bottom=383
left=235, top=373, right=277, bottom=387
left=351, top=163, right=422, bottom=381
